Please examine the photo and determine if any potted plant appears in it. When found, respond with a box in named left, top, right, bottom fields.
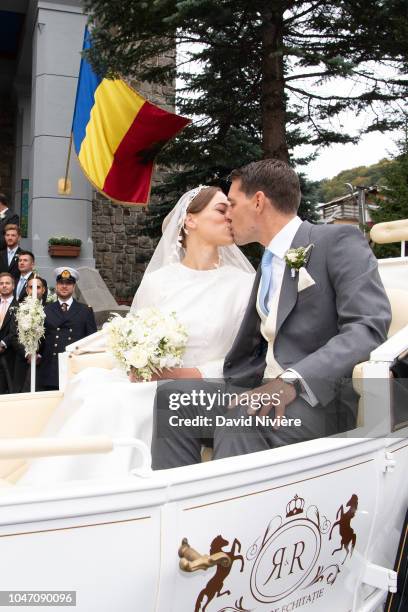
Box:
left=48, top=236, right=82, bottom=257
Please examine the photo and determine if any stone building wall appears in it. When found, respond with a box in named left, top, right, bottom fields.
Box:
left=91, top=49, right=176, bottom=300
left=0, top=100, right=14, bottom=204
left=92, top=196, right=156, bottom=300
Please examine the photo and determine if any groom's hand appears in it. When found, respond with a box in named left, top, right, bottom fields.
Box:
left=228, top=379, right=297, bottom=426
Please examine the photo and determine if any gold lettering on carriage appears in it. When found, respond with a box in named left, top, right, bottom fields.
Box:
left=192, top=493, right=359, bottom=611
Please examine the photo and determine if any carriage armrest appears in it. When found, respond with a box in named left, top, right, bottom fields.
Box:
left=352, top=324, right=408, bottom=395
left=351, top=327, right=408, bottom=432
left=369, top=324, right=408, bottom=362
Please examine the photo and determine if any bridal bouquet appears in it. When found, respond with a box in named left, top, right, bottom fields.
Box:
left=16, top=296, right=46, bottom=355
left=104, top=308, right=188, bottom=381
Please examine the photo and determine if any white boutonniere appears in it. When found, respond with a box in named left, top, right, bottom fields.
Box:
left=284, top=244, right=314, bottom=279
left=0, top=211, right=6, bottom=220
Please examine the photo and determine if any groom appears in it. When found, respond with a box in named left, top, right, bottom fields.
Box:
left=152, top=159, right=391, bottom=468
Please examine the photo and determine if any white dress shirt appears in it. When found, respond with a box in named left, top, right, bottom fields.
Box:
left=58, top=296, right=74, bottom=310
left=7, top=247, right=17, bottom=266
left=265, top=216, right=303, bottom=308
left=265, top=216, right=317, bottom=406
left=16, top=272, right=32, bottom=299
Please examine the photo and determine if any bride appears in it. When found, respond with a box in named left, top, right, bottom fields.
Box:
left=20, top=186, right=255, bottom=484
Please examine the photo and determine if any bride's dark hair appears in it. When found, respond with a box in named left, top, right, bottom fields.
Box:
left=187, top=186, right=222, bottom=215
left=181, top=186, right=223, bottom=247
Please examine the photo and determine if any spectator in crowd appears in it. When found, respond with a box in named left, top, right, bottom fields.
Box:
left=0, top=225, right=22, bottom=281
left=13, top=276, right=48, bottom=393
left=15, top=251, right=35, bottom=302
left=38, top=268, right=97, bottom=391
left=0, top=272, right=18, bottom=393
left=0, top=194, right=19, bottom=251
left=26, top=276, right=48, bottom=305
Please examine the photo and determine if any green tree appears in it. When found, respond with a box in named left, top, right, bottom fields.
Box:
left=299, top=175, right=320, bottom=222
left=84, top=0, right=408, bottom=160
left=83, top=0, right=408, bottom=236
left=317, top=158, right=395, bottom=202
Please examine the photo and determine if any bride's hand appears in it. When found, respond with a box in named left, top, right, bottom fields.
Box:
left=128, top=368, right=140, bottom=383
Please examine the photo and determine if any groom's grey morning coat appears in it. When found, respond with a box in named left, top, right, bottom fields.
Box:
left=223, top=220, right=391, bottom=408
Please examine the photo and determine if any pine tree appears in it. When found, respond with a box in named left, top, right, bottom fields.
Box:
left=83, top=0, right=408, bottom=237
left=299, top=175, right=320, bottom=223
left=83, top=0, right=408, bottom=160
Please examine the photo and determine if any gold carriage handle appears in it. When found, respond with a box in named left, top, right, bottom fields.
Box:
left=178, top=538, right=231, bottom=572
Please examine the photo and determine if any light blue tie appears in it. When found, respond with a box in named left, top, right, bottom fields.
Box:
left=259, top=249, right=274, bottom=316
left=17, top=277, right=25, bottom=298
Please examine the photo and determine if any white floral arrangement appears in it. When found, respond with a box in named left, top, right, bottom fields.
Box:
left=103, top=308, right=189, bottom=381
left=16, top=296, right=45, bottom=355
left=46, top=289, right=58, bottom=303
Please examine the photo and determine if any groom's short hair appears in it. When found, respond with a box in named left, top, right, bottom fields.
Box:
left=230, top=159, right=301, bottom=214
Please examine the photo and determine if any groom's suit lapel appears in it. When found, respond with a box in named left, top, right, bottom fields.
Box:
left=275, top=220, right=313, bottom=336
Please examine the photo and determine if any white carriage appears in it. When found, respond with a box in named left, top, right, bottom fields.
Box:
left=0, top=220, right=407, bottom=612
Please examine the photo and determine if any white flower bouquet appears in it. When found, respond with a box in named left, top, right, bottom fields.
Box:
left=104, top=308, right=188, bottom=381
left=16, top=296, right=45, bottom=355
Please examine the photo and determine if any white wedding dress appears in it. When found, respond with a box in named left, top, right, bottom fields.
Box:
left=20, top=263, right=254, bottom=484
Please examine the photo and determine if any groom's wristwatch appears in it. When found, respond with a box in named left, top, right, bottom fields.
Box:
left=279, top=372, right=303, bottom=398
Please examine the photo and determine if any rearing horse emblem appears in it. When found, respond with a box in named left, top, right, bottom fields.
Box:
left=195, top=535, right=244, bottom=612
left=329, top=493, right=358, bottom=564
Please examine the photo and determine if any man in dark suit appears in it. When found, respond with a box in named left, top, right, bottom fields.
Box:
left=0, top=272, right=18, bottom=393
left=13, top=276, right=48, bottom=393
left=14, top=251, right=35, bottom=302
left=38, top=267, right=97, bottom=391
left=0, top=194, right=19, bottom=251
left=0, top=224, right=22, bottom=281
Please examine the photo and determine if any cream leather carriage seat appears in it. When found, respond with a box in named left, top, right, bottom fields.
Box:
left=67, top=350, right=116, bottom=377
left=353, top=219, right=408, bottom=384
left=0, top=391, right=63, bottom=486
left=385, top=288, right=408, bottom=338
left=65, top=330, right=115, bottom=380
left=353, top=287, right=408, bottom=381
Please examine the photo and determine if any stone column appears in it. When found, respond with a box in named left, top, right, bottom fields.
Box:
left=29, top=0, right=94, bottom=283
left=0, top=99, right=14, bottom=203
left=13, top=90, right=31, bottom=247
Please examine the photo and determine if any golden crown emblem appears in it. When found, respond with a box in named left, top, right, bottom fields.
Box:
left=286, top=494, right=305, bottom=517
left=61, top=270, right=71, bottom=279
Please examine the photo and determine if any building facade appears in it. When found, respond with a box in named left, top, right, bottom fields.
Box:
left=0, top=0, right=172, bottom=295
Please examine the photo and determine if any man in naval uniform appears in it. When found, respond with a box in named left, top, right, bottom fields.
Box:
left=38, top=268, right=97, bottom=391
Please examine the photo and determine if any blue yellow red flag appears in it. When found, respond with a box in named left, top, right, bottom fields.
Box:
left=72, top=28, right=190, bottom=205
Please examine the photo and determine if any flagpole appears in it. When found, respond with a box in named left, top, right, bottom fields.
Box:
left=30, top=276, right=38, bottom=393
left=64, top=134, right=73, bottom=193
left=58, top=134, right=73, bottom=195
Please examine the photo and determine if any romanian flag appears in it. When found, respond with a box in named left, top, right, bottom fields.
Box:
left=72, top=28, right=190, bottom=205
